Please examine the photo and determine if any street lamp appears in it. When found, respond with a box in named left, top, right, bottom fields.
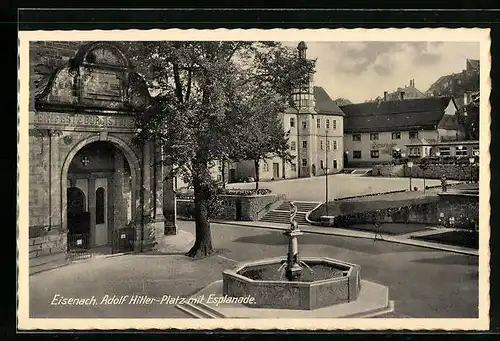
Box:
left=407, top=160, right=414, bottom=191
left=469, top=157, right=475, bottom=183
left=325, top=130, right=329, bottom=216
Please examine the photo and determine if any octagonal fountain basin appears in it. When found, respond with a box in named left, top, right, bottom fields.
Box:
left=222, top=257, right=361, bottom=310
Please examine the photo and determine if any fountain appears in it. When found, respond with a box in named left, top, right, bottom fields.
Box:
left=222, top=201, right=363, bottom=310
left=177, top=201, right=393, bottom=317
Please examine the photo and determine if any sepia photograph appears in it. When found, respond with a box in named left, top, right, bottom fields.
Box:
left=17, top=28, right=490, bottom=330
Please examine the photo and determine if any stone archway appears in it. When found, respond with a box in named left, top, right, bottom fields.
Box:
left=60, top=134, right=141, bottom=235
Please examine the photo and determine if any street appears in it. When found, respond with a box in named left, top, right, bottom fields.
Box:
left=30, top=221, right=478, bottom=319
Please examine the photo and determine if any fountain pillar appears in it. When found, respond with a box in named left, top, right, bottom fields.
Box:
left=284, top=201, right=304, bottom=281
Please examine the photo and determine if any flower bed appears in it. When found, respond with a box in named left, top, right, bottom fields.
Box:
left=176, top=187, right=272, bottom=199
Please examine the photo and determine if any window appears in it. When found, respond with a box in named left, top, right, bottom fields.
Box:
left=370, top=150, right=380, bottom=159
left=290, top=117, right=295, bottom=128
left=320, top=160, right=324, bottom=169
left=353, top=151, right=362, bottom=159
left=333, top=140, right=337, bottom=150
left=302, top=140, right=307, bottom=149
left=263, top=163, right=269, bottom=172
left=408, top=147, right=421, bottom=157
left=333, top=120, right=337, bottom=130
left=327, top=140, right=331, bottom=150
left=95, top=187, right=105, bottom=225
left=333, top=160, right=338, bottom=169
left=370, top=133, right=379, bottom=141
left=290, top=141, right=296, bottom=151
left=438, top=147, right=451, bottom=156
left=409, top=131, right=419, bottom=139
left=302, top=121, right=307, bottom=129
left=473, top=146, right=479, bottom=156
left=352, top=134, right=361, bottom=141
left=455, top=146, right=467, bottom=157
left=316, top=118, right=321, bottom=129
left=291, top=163, right=297, bottom=172
left=301, top=158, right=307, bottom=167
left=326, top=119, right=330, bottom=129
left=320, top=140, right=324, bottom=150
left=392, top=132, right=401, bottom=140
left=392, top=149, right=402, bottom=158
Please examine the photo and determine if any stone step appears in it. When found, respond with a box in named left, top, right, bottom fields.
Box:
left=259, top=211, right=308, bottom=224
left=277, top=202, right=321, bottom=212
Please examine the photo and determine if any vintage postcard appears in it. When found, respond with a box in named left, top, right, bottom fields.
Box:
left=17, top=28, right=491, bottom=330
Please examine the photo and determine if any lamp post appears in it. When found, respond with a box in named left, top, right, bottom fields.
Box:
left=325, top=130, right=329, bottom=216
left=469, top=157, right=475, bottom=183
left=407, top=160, right=414, bottom=191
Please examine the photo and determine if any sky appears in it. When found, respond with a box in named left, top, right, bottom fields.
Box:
left=284, top=41, right=480, bottom=104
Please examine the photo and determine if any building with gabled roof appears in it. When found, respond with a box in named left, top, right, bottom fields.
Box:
left=340, top=96, right=463, bottom=166
left=230, top=42, right=345, bottom=182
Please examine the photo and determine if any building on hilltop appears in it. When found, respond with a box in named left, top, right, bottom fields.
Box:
left=231, top=42, right=345, bottom=182
left=340, top=96, right=463, bottom=166
left=426, top=58, right=480, bottom=107
left=466, top=58, right=480, bottom=72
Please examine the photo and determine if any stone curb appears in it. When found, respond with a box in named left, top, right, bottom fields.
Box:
left=216, top=221, right=478, bottom=257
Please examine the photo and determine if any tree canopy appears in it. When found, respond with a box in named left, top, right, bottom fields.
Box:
left=128, top=41, right=315, bottom=257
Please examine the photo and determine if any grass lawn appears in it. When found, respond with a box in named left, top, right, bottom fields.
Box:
left=340, top=223, right=432, bottom=235
left=411, top=230, right=479, bottom=249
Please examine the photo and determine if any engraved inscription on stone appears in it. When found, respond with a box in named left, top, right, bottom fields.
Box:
left=31, top=112, right=136, bottom=129
left=83, top=70, right=122, bottom=99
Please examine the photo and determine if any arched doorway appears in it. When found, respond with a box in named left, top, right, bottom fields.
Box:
left=65, top=140, right=138, bottom=251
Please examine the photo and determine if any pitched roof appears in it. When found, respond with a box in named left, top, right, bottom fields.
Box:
left=340, top=97, right=454, bottom=133
left=313, top=86, right=345, bottom=116
left=385, top=85, right=426, bottom=101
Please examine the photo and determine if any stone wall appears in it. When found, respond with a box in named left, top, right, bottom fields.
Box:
left=372, top=163, right=479, bottom=181
left=29, top=232, right=67, bottom=259
left=177, top=194, right=283, bottom=221
left=328, top=194, right=478, bottom=230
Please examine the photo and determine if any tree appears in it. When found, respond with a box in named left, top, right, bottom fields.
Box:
left=129, top=41, right=314, bottom=258
left=459, top=92, right=480, bottom=140
left=235, top=89, right=293, bottom=190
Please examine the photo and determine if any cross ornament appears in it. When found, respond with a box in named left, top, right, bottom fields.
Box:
left=81, top=156, right=90, bottom=167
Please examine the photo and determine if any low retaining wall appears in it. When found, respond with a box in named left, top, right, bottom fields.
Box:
left=177, top=194, right=284, bottom=221
left=29, top=232, right=67, bottom=259
left=372, top=163, right=479, bottom=181
left=315, top=193, right=479, bottom=230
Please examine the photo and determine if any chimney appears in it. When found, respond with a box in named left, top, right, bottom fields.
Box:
left=384, top=91, right=388, bottom=101
left=400, top=91, right=405, bottom=100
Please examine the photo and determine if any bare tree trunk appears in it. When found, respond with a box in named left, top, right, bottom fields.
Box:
left=186, top=162, right=214, bottom=258
left=254, top=159, right=260, bottom=190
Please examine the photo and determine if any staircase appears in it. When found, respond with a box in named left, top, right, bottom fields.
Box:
left=259, top=201, right=322, bottom=225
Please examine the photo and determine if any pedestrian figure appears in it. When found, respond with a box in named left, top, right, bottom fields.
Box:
left=373, top=222, right=384, bottom=241
left=441, top=175, right=448, bottom=192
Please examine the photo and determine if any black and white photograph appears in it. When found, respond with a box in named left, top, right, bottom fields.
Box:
left=17, top=28, right=490, bottom=330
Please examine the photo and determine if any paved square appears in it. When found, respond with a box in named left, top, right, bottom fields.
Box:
left=227, top=175, right=447, bottom=202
